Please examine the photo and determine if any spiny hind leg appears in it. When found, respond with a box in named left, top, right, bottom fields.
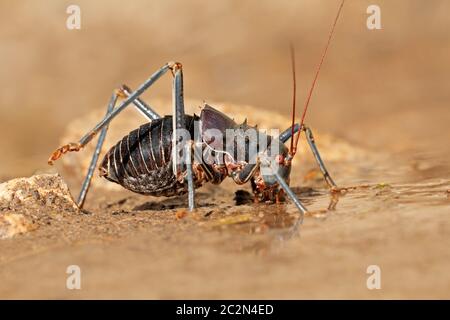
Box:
left=47, top=84, right=163, bottom=166
left=48, top=62, right=176, bottom=164
left=50, top=80, right=163, bottom=208
left=76, top=92, right=118, bottom=208
left=76, top=82, right=162, bottom=208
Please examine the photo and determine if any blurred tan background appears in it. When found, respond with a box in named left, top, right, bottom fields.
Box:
left=1, top=1, right=450, bottom=300
left=0, top=0, right=449, bottom=178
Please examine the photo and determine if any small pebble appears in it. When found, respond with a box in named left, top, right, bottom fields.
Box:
left=175, top=209, right=188, bottom=220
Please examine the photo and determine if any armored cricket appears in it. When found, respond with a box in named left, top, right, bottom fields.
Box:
left=48, top=1, right=345, bottom=221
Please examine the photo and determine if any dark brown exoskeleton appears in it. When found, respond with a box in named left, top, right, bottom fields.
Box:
left=48, top=1, right=345, bottom=221
left=97, top=105, right=296, bottom=202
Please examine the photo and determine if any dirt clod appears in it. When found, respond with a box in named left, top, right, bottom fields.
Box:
left=0, top=213, right=36, bottom=239
left=0, top=174, right=78, bottom=238
left=175, top=209, right=188, bottom=220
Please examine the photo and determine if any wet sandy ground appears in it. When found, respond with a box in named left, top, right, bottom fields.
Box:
left=0, top=177, right=449, bottom=299
left=0, top=102, right=449, bottom=299
left=0, top=0, right=449, bottom=299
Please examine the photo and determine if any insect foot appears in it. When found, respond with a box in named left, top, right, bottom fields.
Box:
left=330, top=186, right=348, bottom=195
left=48, top=142, right=83, bottom=165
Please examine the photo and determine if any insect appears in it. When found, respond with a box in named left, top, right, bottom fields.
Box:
left=48, top=1, right=345, bottom=221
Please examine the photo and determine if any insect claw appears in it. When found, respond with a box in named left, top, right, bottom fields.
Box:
left=330, top=186, right=347, bottom=195
left=47, top=142, right=82, bottom=165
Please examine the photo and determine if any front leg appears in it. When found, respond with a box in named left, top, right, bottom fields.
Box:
left=303, top=126, right=338, bottom=191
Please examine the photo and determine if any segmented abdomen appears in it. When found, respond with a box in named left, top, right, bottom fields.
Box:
left=100, top=115, right=197, bottom=196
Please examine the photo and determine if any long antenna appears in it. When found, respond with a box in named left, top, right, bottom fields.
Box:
left=291, top=0, right=345, bottom=156
left=289, top=43, right=297, bottom=155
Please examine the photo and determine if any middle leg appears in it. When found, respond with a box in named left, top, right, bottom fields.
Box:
left=171, top=63, right=196, bottom=211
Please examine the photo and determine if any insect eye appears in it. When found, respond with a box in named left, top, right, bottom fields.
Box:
left=275, top=155, right=285, bottom=164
